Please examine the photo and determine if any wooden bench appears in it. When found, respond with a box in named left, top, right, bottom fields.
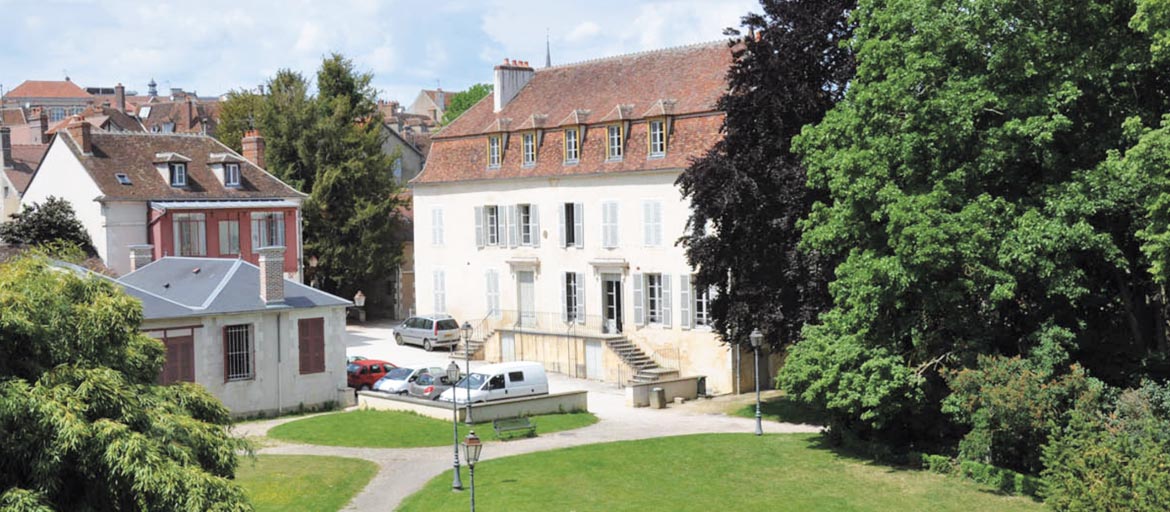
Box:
left=493, top=417, right=536, bottom=439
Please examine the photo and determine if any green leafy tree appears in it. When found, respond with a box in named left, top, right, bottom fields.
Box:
left=0, top=196, right=96, bottom=256
left=215, top=89, right=264, bottom=153
left=0, top=255, right=251, bottom=510
left=440, top=83, right=492, bottom=125
left=259, top=70, right=319, bottom=191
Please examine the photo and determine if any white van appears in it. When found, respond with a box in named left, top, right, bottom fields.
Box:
left=439, top=361, right=549, bottom=404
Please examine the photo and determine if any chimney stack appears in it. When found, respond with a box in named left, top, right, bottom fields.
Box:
left=66, top=116, right=92, bottom=154
left=38, top=111, right=49, bottom=144
left=258, top=246, right=286, bottom=305
left=114, top=83, right=126, bottom=113
left=242, top=130, right=266, bottom=168
left=494, top=58, right=535, bottom=113
left=1, top=127, right=12, bottom=169
left=128, top=244, right=154, bottom=272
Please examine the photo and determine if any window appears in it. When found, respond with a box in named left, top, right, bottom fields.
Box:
left=518, top=204, right=539, bottom=246
left=508, top=371, right=525, bottom=382
left=563, top=272, right=585, bottom=323
left=224, top=324, right=254, bottom=381
left=522, top=132, right=536, bottom=166
left=649, top=119, right=666, bottom=157
left=48, top=107, right=66, bottom=123
left=173, top=213, right=206, bottom=256
left=488, top=135, right=502, bottom=168
left=154, top=329, right=195, bottom=384
left=561, top=202, right=583, bottom=248
left=646, top=274, right=663, bottom=324
left=251, top=212, right=285, bottom=249
left=607, top=124, right=623, bottom=160
left=432, top=207, right=444, bottom=245
left=218, top=220, right=240, bottom=255
left=433, top=269, right=446, bottom=312
left=298, top=317, right=325, bottom=374
left=115, top=173, right=132, bottom=185
left=486, top=205, right=500, bottom=245
left=224, top=163, right=241, bottom=186
left=169, top=162, right=187, bottom=186
left=643, top=200, right=662, bottom=246
left=601, top=201, right=619, bottom=248
left=694, top=282, right=711, bottom=327
left=564, top=128, right=579, bottom=163
left=485, top=269, right=500, bottom=318
left=633, top=272, right=672, bottom=327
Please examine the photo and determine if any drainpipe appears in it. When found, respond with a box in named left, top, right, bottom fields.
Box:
left=276, top=313, right=283, bottom=415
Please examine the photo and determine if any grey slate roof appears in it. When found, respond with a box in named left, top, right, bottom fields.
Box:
left=116, top=257, right=350, bottom=320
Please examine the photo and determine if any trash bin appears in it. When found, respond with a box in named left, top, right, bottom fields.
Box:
left=696, top=376, right=707, bottom=397
left=650, top=387, right=666, bottom=409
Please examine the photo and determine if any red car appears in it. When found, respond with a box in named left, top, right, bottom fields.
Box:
left=347, top=359, right=397, bottom=392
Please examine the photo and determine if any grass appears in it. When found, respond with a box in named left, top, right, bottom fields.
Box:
left=732, top=394, right=829, bottom=425
left=236, top=455, right=376, bottom=512
left=267, top=409, right=599, bottom=448
left=397, top=434, right=1046, bottom=512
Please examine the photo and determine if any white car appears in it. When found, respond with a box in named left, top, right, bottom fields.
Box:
left=373, top=366, right=442, bottom=395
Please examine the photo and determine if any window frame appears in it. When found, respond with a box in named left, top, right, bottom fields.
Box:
left=648, top=119, right=666, bottom=158
left=522, top=132, right=536, bottom=166
left=223, top=323, right=254, bottom=382
left=563, top=128, right=580, bottom=164
left=298, top=317, right=326, bottom=375
left=565, top=272, right=580, bottom=323
left=173, top=213, right=206, bottom=256
left=606, top=124, right=623, bottom=161
left=646, top=273, right=663, bottom=324
left=218, top=219, right=240, bottom=255
left=519, top=204, right=533, bottom=246
left=224, top=163, right=241, bottom=186
left=694, top=281, right=711, bottom=328
left=487, top=135, right=502, bottom=169
left=251, top=211, right=286, bottom=249
left=169, top=162, right=188, bottom=187
left=485, top=205, right=500, bottom=246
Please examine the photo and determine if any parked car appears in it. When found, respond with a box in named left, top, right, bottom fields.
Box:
left=408, top=372, right=459, bottom=400
left=438, top=361, right=549, bottom=404
left=347, top=359, right=397, bottom=392
left=373, top=366, right=444, bottom=395
left=394, top=314, right=462, bottom=351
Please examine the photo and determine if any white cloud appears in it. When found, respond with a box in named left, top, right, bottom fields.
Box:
left=294, top=22, right=325, bottom=53
left=566, top=21, right=601, bottom=42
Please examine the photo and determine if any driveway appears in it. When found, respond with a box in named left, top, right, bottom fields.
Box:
left=239, top=320, right=820, bottom=510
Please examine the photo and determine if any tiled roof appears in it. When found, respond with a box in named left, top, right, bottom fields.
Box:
left=139, top=99, right=220, bottom=135
left=46, top=105, right=144, bottom=134
left=414, top=41, right=731, bottom=184
left=423, top=89, right=457, bottom=109
left=6, top=144, right=48, bottom=193
left=5, top=80, right=92, bottom=99
left=53, top=130, right=304, bottom=201
left=1, top=108, right=28, bottom=125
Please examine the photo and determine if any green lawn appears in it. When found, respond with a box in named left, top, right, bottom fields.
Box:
left=398, top=434, right=1046, bottom=512
left=733, top=394, right=829, bottom=425
left=268, top=409, right=599, bottom=448
left=236, top=455, right=376, bottom=512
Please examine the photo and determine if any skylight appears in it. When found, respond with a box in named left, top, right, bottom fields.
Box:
left=115, top=173, right=132, bottom=185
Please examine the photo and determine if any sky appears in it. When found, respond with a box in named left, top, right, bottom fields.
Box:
left=0, top=0, right=758, bottom=104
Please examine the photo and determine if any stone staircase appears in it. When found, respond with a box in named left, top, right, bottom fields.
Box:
left=606, top=338, right=678, bottom=384
left=451, top=333, right=489, bottom=360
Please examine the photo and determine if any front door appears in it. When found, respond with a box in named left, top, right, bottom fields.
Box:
left=518, top=271, right=536, bottom=327
left=603, top=273, right=623, bottom=334
left=501, top=333, right=516, bottom=362
left=585, top=340, right=603, bottom=381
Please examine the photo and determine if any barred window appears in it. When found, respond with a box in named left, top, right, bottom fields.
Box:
left=224, top=324, right=254, bottom=381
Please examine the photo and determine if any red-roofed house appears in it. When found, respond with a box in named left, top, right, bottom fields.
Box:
left=411, top=42, right=737, bottom=395
left=22, top=120, right=305, bottom=278
left=2, top=79, right=94, bottom=124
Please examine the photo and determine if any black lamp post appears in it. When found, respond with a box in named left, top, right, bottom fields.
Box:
left=463, top=430, right=483, bottom=512
left=447, top=360, right=463, bottom=491
left=461, top=321, right=474, bottom=424
left=750, top=328, right=764, bottom=436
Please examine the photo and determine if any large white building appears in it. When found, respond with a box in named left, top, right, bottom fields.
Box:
left=411, top=43, right=745, bottom=394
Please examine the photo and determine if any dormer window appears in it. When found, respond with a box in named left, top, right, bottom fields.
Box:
left=606, top=124, right=623, bottom=161
left=487, top=135, right=502, bottom=169
left=522, top=132, right=536, bottom=166
left=563, top=128, right=580, bottom=164
left=115, top=173, right=132, bottom=185
left=224, top=163, right=241, bottom=187
left=649, top=119, right=666, bottom=158
left=169, top=163, right=187, bottom=187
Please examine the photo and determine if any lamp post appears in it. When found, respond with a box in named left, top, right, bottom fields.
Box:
left=462, top=430, right=483, bottom=512
left=750, top=328, right=764, bottom=436
left=461, top=321, right=474, bottom=424
left=447, top=361, right=463, bottom=491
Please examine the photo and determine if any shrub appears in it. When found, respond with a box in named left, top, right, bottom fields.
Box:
left=1042, top=381, right=1170, bottom=511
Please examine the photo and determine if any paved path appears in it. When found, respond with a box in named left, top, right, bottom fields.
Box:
left=234, top=321, right=820, bottom=510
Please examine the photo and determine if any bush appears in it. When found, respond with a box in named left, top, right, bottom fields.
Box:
left=1042, top=380, right=1170, bottom=511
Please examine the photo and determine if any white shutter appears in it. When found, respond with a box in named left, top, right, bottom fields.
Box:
left=573, top=203, right=584, bottom=248
left=633, top=272, right=644, bottom=326
left=558, top=203, right=566, bottom=248
left=560, top=272, right=568, bottom=323
left=576, top=271, right=586, bottom=324
left=531, top=204, right=540, bottom=247
left=643, top=201, right=653, bottom=246
left=600, top=203, right=610, bottom=248
left=432, top=208, right=444, bottom=245
left=653, top=202, right=663, bottom=246
left=485, top=270, right=493, bottom=316
left=488, top=270, right=500, bottom=318
left=433, top=270, right=446, bottom=312
left=506, top=205, right=518, bottom=248
left=609, top=202, right=620, bottom=248
left=662, top=274, right=672, bottom=328
left=680, top=276, right=692, bottom=330
left=475, top=206, right=485, bottom=248
left=250, top=218, right=260, bottom=250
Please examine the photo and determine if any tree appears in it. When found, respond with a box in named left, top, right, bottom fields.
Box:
left=781, top=0, right=1170, bottom=445
left=676, top=1, right=854, bottom=349
left=257, top=70, right=318, bottom=192
left=0, top=255, right=251, bottom=510
left=440, top=83, right=492, bottom=125
left=215, top=89, right=264, bottom=153
left=0, top=196, right=96, bottom=256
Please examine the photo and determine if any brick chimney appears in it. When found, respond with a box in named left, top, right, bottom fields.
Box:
left=258, top=246, right=285, bottom=305
left=38, top=111, right=49, bottom=144
left=242, top=130, right=266, bottom=168
left=114, top=83, right=126, bottom=113
left=493, top=58, right=535, bottom=112
left=66, top=116, right=92, bottom=154
left=1, top=126, right=11, bottom=169
left=128, top=244, right=154, bottom=272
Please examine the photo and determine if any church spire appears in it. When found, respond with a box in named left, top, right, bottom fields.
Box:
left=545, top=29, right=552, bottom=68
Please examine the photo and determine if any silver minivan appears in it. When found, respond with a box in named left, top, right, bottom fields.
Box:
left=395, top=314, right=461, bottom=351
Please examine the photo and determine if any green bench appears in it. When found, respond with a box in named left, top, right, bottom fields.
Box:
left=493, top=417, right=536, bottom=439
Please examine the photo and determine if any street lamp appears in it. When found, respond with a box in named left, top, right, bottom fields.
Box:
left=462, top=430, right=483, bottom=512
left=750, top=328, right=764, bottom=436
left=461, top=321, right=474, bottom=424
left=447, top=360, right=463, bottom=491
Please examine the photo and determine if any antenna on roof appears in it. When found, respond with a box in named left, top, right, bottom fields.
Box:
left=546, top=29, right=552, bottom=68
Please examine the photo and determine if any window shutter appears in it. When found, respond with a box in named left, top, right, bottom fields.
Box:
left=653, top=202, right=663, bottom=246
left=643, top=201, right=653, bottom=246
left=506, top=205, right=517, bottom=248
left=633, top=272, right=644, bottom=326
left=574, top=203, right=584, bottom=248
left=609, top=202, right=619, bottom=248
left=576, top=271, right=586, bottom=324
left=475, top=206, right=485, bottom=248
left=197, top=217, right=207, bottom=255
left=485, top=270, right=493, bottom=316
left=558, top=203, right=566, bottom=248
left=560, top=272, right=568, bottom=323
left=662, top=274, right=673, bottom=328
left=600, top=203, right=610, bottom=248
left=434, top=270, right=445, bottom=312
left=222, top=326, right=229, bottom=383
left=250, top=219, right=260, bottom=251
left=531, top=204, right=540, bottom=248
left=432, top=208, right=444, bottom=245
left=680, top=276, right=692, bottom=330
